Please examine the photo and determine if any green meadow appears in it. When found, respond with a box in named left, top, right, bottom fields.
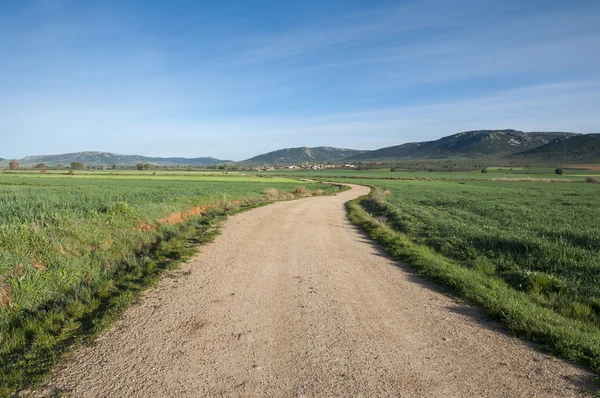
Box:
left=272, top=166, right=600, bottom=181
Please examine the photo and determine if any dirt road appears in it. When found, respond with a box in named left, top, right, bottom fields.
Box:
left=32, top=185, right=595, bottom=397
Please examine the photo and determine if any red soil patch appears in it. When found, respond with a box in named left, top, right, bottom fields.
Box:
left=0, top=277, right=12, bottom=307
left=32, top=261, right=48, bottom=271
left=59, top=245, right=79, bottom=257
left=135, top=223, right=156, bottom=232
left=157, top=205, right=210, bottom=225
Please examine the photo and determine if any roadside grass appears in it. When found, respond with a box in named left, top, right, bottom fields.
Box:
left=1, top=211, right=226, bottom=396
left=0, top=173, right=342, bottom=396
left=345, top=179, right=600, bottom=374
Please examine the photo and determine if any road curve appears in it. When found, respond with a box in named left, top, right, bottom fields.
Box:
left=31, top=184, right=595, bottom=397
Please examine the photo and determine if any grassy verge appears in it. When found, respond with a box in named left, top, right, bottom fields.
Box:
left=346, top=190, right=600, bottom=374
left=3, top=210, right=218, bottom=394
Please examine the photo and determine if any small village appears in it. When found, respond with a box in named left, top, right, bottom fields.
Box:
left=252, top=163, right=358, bottom=172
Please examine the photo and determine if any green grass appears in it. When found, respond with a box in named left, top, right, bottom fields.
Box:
left=269, top=167, right=599, bottom=181
left=0, top=173, right=342, bottom=396
left=341, top=175, right=600, bottom=373
left=2, top=170, right=305, bottom=183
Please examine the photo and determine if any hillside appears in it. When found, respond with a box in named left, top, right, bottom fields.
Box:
left=19, top=152, right=229, bottom=166
left=347, top=130, right=578, bottom=161
left=511, top=134, right=600, bottom=163
left=240, top=146, right=368, bottom=165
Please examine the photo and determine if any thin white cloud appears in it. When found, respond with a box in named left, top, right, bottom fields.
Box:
left=1, top=1, right=599, bottom=160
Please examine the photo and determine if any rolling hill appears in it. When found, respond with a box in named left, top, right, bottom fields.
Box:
left=19, top=152, right=230, bottom=166
left=511, top=134, right=600, bottom=163
left=347, top=130, right=578, bottom=161
left=239, top=146, right=368, bottom=165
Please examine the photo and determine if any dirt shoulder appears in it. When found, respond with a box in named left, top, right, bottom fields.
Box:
left=28, top=184, right=596, bottom=397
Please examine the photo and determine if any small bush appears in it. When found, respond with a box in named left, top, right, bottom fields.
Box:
left=529, top=272, right=564, bottom=295
left=264, top=188, right=279, bottom=201
left=294, top=186, right=307, bottom=196
left=481, top=167, right=488, bottom=173
left=8, top=160, right=18, bottom=170
left=106, top=201, right=132, bottom=215
left=586, top=176, right=598, bottom=183
left=313, top=189, right=325, bottom=196
left=555, top=168, right=564, bottom=175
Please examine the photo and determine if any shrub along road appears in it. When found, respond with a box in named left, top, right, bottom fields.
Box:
left=29, top=185, right=595, bottom=397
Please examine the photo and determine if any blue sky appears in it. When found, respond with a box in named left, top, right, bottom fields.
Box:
left=1, top=0, right=599, bottom=160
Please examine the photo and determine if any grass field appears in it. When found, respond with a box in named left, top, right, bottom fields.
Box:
left=331, top=172, right=600, bottom=373
left=269, top=166, right=600, bottom=181
left=0, top=172, right=341, bottom=395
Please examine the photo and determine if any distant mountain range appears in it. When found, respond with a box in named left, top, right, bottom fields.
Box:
left=239, top=146, right=368, bottom=165
left=510, top=134, right=600, bottom=163
left=18, top=151, right=229, bottom=166
left=5, top=130, right=599, bottom=168
left=346, top=130, right=578, bottom=162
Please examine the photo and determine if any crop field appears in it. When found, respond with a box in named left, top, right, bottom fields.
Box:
left=270, top=166, right=600, bottom=182
left=335, top=171, right=600, bottom=371
left=0, top=172, right=341, bottom=394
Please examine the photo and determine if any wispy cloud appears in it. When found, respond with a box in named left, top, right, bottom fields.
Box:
left=1, top=0, right=599, bottom=159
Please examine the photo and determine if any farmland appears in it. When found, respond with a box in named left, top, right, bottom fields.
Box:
left=0, top=171, right=341, bottom=394
left=305, top=168, right=600, bottom=372
left=270, top=165, right=600, bottom=181
left=2, top=166, right=600, bottom=394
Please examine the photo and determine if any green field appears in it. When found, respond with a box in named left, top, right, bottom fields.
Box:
left=0, top=172, right=341, bottom=395
left=330, top=172, right=600, bottom=372
left=269, top=166, right=600, bottom=182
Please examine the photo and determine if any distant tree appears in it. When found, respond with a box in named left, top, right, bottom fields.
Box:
left=8, top=160, right=19, bottom=170
left=55, top=164, right=64, bottom=170
left=112, top=164, right=117, bottom=170
left=71, top=161, right=85, bottom=170
left=137, top=163, right=153, bottom=170
left=555, top=168, right=564, bottom=175
left=481, top=167, right=488, bottom=173
left=34, top=163, right=46, bottom=169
